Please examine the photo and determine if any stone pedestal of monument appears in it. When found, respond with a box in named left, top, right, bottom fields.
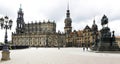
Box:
left=109, top=42, right=120, bottom=51
left=1, top=50, right=10, bottom=61
left=97, top=42, right=110, bottom=51
left=92, top=28, right=119, bottom=51
left=1, top=45, right=10, bottom=61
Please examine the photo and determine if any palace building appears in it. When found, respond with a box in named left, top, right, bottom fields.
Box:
left=12, top=5, right=99, bottom=47
left=65, top=20, right=98, bottom=47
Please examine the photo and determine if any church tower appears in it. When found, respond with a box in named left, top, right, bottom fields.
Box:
left=64, top=4, right=72, bottom=34
left=91, top=19, right=98, bottom=32
left=16, top=4, right=25, bottom=34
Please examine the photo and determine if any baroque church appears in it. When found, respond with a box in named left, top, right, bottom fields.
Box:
left=12, top=5, right=98, bottom=47
left=12, top=6, right=67, bottom=47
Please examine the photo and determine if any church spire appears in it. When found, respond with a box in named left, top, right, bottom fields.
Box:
left=92, top=18, right=98, bottom=32
left=16, top=4, right=25, bottom=34
left=64, top=1, right=72, bottom=34
left=67, top=1, right=69, bottom=10
left=19, top=4, right=22, bottom=12
left=20, top=4, right=22, bottom=8
left=66, top=2, right=70, bottom=17
left=93, top=19, right=95, bottom=24
left=20, top=4, right=22, bottom=9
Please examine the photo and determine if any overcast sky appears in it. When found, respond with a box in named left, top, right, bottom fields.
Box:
left=0, top=0, right=120, bottom=42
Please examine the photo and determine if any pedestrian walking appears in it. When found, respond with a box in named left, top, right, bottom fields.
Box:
left=83, top=44, right=85, bottom=51
left=86, top=46, right=88, bottom=51
left=86, top=44, right=88, bottom=51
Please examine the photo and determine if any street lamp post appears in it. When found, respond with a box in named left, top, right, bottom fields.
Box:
left=0, top=16, right=13, bottom=61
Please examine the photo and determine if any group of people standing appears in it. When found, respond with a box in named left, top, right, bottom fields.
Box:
left=83, top=44, right=89, bottom=51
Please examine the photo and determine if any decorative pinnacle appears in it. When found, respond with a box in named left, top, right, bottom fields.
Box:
left=93, top=19, right=95, bottom=24
left=66, top=0, right=70, bottom=17
left=20, top=4, right=22, bottom=8
left=67, top=0, right=69, bottom=10
left=19, top=4, right=22, bottom=11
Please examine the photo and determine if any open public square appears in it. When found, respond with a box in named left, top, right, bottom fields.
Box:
left=0, top=48, right=120, bottom=64
left=0, top=0, right=120, bottom=64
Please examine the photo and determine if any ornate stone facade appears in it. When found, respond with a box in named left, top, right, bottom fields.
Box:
left=12, top=6, right=65, bottom=47
left=24, top=21, right=56, bottom=34
left=12, top=5, right=101, bottom=47
left=12, top=33, right=65, bottom=47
